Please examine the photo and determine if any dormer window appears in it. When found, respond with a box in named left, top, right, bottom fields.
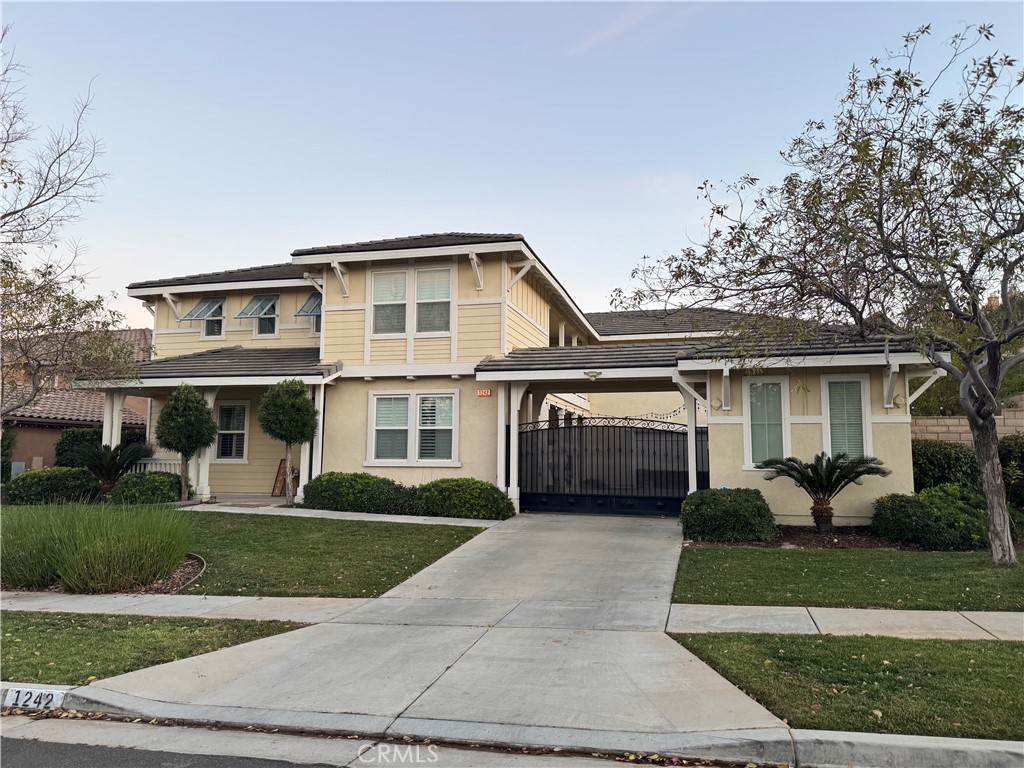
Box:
left=181, top=297, right=225, bottom=338
left=237, top=294, right=278, bottom=336
left=295, top=291, right=323, bottom=334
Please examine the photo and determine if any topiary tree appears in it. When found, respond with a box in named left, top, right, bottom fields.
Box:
left=257, top=380, right=318, bottom=505
left=759, top=453, right=892, bottom=533
left=155, top=384, right=217, bottom=501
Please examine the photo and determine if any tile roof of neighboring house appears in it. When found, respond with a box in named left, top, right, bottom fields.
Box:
left=136, top=346, right=338, bottom=380
left=127, top=263, right=309, bottom=292
left=585, top=309, right=748, bottom=336
left=291, top=232, right=525, bottom=257
left=4, top=389, right=146, bottom=427
left=114, top=328, right=153, bottom=362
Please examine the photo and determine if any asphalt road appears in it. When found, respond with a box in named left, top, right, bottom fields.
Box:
left=1, top=738, right=338, bottom=768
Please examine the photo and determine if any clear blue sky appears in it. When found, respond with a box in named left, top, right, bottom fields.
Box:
left=6, top=2, right=1022, bottom=327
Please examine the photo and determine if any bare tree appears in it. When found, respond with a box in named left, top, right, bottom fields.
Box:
left=616, top=24, right=1023, bottom=565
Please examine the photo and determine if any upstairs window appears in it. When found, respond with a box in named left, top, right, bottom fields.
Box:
left=373, top=272, right=406, bottom=335
left=825, top=378, right=867, bottom=458
left=236, top=294, right=278, bottom=336
left=181, top=297, right=225, bottom=338
left=296, top=291, right=323, bottom=334
left=216, top=403, right=247, bottom=461
left=415, top=269, right=451, bottom=333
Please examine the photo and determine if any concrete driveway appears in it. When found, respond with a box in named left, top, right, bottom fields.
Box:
left=71, top=514, right=791, bottom=763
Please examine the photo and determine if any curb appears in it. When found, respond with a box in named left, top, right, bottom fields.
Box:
left=52, top=684, right=1024, bottom=768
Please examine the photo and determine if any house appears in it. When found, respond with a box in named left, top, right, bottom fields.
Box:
left=4, top=329, right=153, bottom=473
left=88, top=233, right=946, bottom=525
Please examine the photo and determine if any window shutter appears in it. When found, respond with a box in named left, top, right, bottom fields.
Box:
left=828, top=380, right=864, bottom=457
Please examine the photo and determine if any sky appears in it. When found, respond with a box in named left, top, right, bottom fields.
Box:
left=5, top=1, right=1022, bottom=328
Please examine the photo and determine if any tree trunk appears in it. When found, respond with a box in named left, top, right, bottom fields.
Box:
left=284, top=441, right=293, bottom=505
left=811, top=499, right=833, bottom=534
left=969, top=417, right=1018, bottom=565
left=180, top=452, right=190, bottom=502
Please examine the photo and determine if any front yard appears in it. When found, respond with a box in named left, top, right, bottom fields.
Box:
left=674, top=547, right=1024, bottom=611
left=673, top=632, right=1024, bottom=741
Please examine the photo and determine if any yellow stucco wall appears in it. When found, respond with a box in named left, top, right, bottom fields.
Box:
left=321, top=377, right=499, bottom=487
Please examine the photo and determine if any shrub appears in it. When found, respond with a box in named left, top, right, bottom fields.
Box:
left=1, top=426, right=15, bottom=483
left=302, top=472, right=417, bottom=515
left=5, top=467, right=100, bottom=505
left=680, top=488, right=777, bottom=542
left=911, top=439, right=980, bottom=492
left=108, top=472, right=181, bottom=504
left=1, top=508, right=60, bottom=588
left=999, top=433, right=1024, bottom=508
left=417, top=478, right=515, bottom=520
left=54, top=427, right=103, bottom=467
left=74, top=442, right=153, bottom=493
left=871, top=484, right=989, bottom=550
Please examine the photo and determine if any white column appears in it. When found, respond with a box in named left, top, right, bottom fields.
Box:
left=196, top=388, right=219, bottom=500
left=296, top=384, right=316, bottom=502
left=684, top=391, right=698, bottom=496
left=101, top=390, right=125, bottom=446
left=495, top=382, right=507, bottom=490
left=507, top=382, right=528, bottom=505
left=311, top=383, right=325, bottom=478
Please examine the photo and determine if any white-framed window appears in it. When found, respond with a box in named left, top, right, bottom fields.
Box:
left=236, top=294, right=278, bottom=336
left=367, top=391, right=459, bottom=466
left=415, top=268, right=451, bottom=334
left=742, top=376, right=790, bottom=467
left=822, top=374, right=871, bottom=458
left=295, top=291, right=323, bottom=335
left=181, top=297, right=225, bottom=338
left=372, top=272, right=407, bottom=335
left=215, top=402, right=249, bottom=462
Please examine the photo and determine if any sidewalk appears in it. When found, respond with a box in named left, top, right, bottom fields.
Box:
left=4, top=590, right=1021, bottom=640
left=182, top=502, right=499, bottom=528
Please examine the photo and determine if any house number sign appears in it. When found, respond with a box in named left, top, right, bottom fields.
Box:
left=477, top=389, right=492, bottom=397
left=4, top=687, right=66, bottom=710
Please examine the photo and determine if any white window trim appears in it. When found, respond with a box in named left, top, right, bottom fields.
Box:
left=364, top=389, right=461, bottom=468
left=253, top=302, right=279, bottom=338
left=414, top=267, right=454, bottom=336
left=202, top=317, right=226, bottom=340
left=212, top=400, right=250, bottom=464
left=821, top=373, right=873, bottom=458
left=741, top=375, right=791, bottom=470
left=370, top=270, right=409, bottom=338
left=309, top=314, right=321, bottom=337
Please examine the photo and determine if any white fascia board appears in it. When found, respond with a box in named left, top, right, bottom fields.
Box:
left=676, top=351, right=944, bottom=371
left=516, top=242, right=600, bottom=340
left=598, top=331, right=723, bottom=342
left=291, top=241, right=522, bottom=266
left=75, top=375, right=328, bottom=389
left=475, top=366, right=679, bottom=382
left=339, top=363, right=478, bottom=378
left=128, top=279, right=313, bottom=298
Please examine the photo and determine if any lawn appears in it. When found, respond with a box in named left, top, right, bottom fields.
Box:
left=673, top=632, right=1024, bottom=741
left=674, top=547, right=1024, bottom=610
left=186, top=512, right=481, bottom=597
left=1, top=611, right=300, bottom=686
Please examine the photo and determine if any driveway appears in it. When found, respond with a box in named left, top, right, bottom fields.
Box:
left=70, top=514, right=790, bottom=763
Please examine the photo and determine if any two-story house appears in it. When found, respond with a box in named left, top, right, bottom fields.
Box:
left=90, top=233, right=947, bottom=525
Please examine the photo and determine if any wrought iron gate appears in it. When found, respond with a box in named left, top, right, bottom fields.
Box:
left=517, top=417, right=709, bottom=515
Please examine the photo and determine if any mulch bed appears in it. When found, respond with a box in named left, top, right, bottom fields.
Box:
left=699, top=526, right=923, bottom=551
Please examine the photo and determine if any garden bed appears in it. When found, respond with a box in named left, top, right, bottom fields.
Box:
left=689, top=525, right=923, bottom=550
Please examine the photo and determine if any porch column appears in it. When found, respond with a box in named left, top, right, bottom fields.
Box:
left=311, top=383, right=325, bottom=479
left=507, top=382, right=529, bottom=506
left=196, top=388, right=219, bottom=500
left=101, top=389, right=125, bottom=446
left=495, top=382, right=507, bottom=491
left=296, top=385, right=317, bottom=502
left=683, top=391, right=697, bottom=495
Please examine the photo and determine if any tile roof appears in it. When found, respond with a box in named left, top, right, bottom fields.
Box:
left=114, top=328, right=154, bottom=362
left=127, top=263, right=309, bottom=292
left=291, top=232, right=525, bottom=257
left=476, top=344, right=691, bottom=371
left=137, top=346, right=338, bottom=380
left=4, top=389, right=146, bottom=427
left=585, top=309, right=747, bottom=336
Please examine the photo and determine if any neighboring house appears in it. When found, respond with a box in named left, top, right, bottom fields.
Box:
left=4, top=329, right=153, bottom=472
left=86, top=233, right=947, bottom=525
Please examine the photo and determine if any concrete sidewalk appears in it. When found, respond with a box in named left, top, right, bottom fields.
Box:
left=182, top=502, right=498, bottom=528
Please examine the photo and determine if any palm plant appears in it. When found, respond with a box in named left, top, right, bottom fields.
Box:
left=757, top=452, right=891, bottom=533
left=72, top=441, right=153, bottom=494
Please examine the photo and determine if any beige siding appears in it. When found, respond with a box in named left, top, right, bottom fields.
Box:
left=506, top=308, right=548, bottom=351
left=456, top=253, right=503, bottom=297
left=369, top=338, right=406, bottom=365
left=321, top=377, right=499, bottom=487
left=414, top=336, right=451, bottom=363
left=323, top=310, right=365, bottom=365
left=456, top=303, right=503, bottom=362
left=508, top=271, right=549, bottom=329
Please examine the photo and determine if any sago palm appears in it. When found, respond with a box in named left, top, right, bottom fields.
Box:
left=757, top=452, right=891, bottom=533
left=73, top=441, right=152, bottom=494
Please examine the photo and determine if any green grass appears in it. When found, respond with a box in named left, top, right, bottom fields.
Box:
left=1, top=611, right=301, bottom=685
left=675, top=547, right=1024, bottom=610
left=186, top=512, right=481, bottom=597
left=673, top=633, right=1024, bottom=741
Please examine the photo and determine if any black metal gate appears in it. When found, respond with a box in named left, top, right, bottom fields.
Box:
left=517, top=417, right=709, bottom=515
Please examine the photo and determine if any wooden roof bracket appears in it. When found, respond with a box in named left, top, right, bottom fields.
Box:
left=162, top=293, right=182, bottom=321
left=468, top=252, right=483, bottom=291
left=331, top=262, right=349, bottom=298
left=507, top=259, right=537, bottom=291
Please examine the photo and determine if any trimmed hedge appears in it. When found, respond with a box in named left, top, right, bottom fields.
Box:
left=680, top=488, right=778, bottom=542
left=54, top=428, right=103, bottom=468
left=5, top=467, right=100, bottom=505
left=871, top=484, right=989, bottom=550
left=108, top=471, right=182, bottom=504
left=302, top=472, right=417, bottom=515
left=418, top=478, right=515, bottom=520
left=910, top=439, right=980, bottom=492
left=999, top=433, right=1024, bottom=508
